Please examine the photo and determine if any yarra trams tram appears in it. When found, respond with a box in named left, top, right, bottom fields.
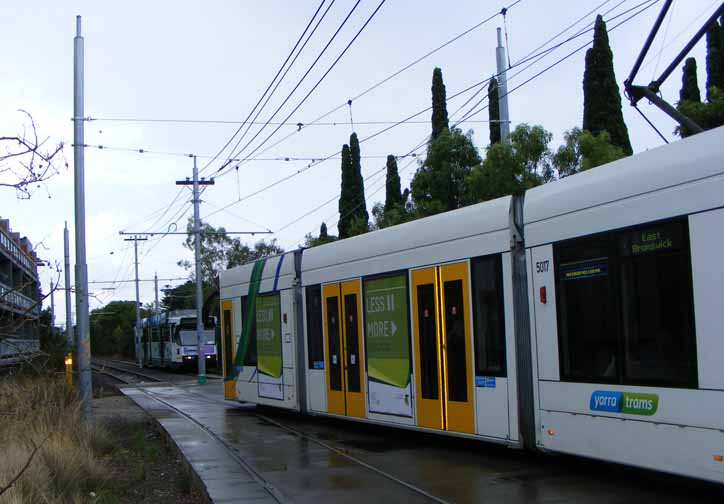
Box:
left=219, top=126, right=724, bottom=483
left=140, top=309, right=217, bottom=368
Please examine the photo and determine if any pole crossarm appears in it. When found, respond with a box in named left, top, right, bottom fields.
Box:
left=88, top=277, right=186, bottom=284
left=119, top=231, right=271, bottom=236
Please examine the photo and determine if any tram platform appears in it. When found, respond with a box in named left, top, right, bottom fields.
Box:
left=121, top=381, right=721, bottom=504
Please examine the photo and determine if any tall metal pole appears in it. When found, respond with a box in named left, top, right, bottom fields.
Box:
left=192, top=156, right=207, bottom=384
left=73, top=15, right=92, bottom=421
left=134, top=239, right=141, bottom=366
left=496, top=27, right=511, bottom=142
left=154, top=272, right=159, bottom=314
left=123, top=236, right=147, bottom=367
left=64, top=221, right=73, bottom=348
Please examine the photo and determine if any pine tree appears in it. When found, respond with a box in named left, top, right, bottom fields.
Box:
left=706, top=18, right=724, bottom=100
left=338, top=134, right=368, bottom=239
left=582, top=15, right=632, bottom=155
left=431, top=67, right=449, bottom=141
left=384, top=155, right=404, bottom=212
left=680, top=57, right=701, bottom=103
left=488, top=76, right=501, bottom=145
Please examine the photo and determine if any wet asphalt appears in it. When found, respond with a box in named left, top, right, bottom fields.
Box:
left=105, top=359, right=724, bottom=503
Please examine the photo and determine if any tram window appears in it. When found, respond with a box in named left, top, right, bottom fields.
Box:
left=416, top=284, right=439, bottom=400
left=305, top=285, right=324, bottom=369
left=444, top=280, right=468, bottom=403
left=326, top=296, right=342, bottom=391
left=471, top=255, right=506, bottom=377
left=619, top=221, right=697, bottom=387
left=344, top=294, right=361, bottom=393
left=557, top=257, right=618, bottom=382
left=555, top=218, right=698, bottom=388
left=240, top=295, right=257, bottom=366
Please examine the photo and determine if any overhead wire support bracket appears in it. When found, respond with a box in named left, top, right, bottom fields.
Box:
left=624, top=0, right=724, bottom=135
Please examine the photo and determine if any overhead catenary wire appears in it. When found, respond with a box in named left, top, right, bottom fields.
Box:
left=456, top=0, right=662, bottom=125
left=115, top=1, right=329, bottom=238
left=174, top=0, right=523, bottom=188
left=282, top=0, right=662, bottom=245
left=204, top=1, right=650, bottom=222
left=197, top=0, right=330, bottom=175
left=209, top=0, right=341, bottom=177
left=221, top=0, right=387, bottom=174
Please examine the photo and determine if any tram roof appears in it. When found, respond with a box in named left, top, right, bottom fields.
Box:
left=220, top=251, right=298, bottom=293
left=524, top=125, right=724, bottom=246
left=301, top=195, right=511, bottom=285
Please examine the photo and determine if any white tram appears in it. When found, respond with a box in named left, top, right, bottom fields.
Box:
left=140, top=309, right=217, bottom=368
left=219, top=126, right=724, bottom=484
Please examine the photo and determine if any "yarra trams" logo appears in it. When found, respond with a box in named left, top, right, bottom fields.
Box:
left=589, top=390, right=659, bottom=416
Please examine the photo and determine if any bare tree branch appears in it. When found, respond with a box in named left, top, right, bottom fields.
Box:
left=0, top=110, right=66, bottom=199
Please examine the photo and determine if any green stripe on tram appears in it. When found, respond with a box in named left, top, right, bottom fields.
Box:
left=227, top=258, right=266, bottom=380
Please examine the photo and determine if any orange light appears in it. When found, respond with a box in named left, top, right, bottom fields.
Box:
left=547, top=428, right=556, bottom=436
left=539, top=286, right=547, bottom=304
left=714, top=454, right=723, bottom=462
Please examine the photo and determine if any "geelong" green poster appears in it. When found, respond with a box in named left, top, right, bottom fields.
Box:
left=256, top=294, right=282, bottom=378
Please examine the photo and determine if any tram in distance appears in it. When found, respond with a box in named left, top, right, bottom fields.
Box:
left=219, top=126, right=724, bottom=484
left=139, top=309, right=217, bottom=369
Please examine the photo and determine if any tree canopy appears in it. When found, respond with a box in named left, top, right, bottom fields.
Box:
left=410, top=127, right=481, bottom=217
left=466, top=123, right=553, bottom=203
left=553, top=128, right=626, bottom=177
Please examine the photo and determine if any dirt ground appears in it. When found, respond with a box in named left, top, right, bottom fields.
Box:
left=92, top=372, right=207, bottom=504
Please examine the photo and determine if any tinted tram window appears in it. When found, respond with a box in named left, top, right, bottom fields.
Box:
left=416, top=284, right=439, bottom=400
left=326, top=296, right=342, bottom=391
left=344, top=294, right=361, bottom=393
left=555, top=218, right=698, bottom=388
left=471, top=255, right=506, bottom=377
left=305, top=285, right=324, bottom=369
left=619, top=221, right=697, bottom=386
left=240, top=295, right=257, bottom=366
left=444, top=280, right=468, bottom=402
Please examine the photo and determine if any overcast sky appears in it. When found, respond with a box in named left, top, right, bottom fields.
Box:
left=0, top=0, right=718, bottom=326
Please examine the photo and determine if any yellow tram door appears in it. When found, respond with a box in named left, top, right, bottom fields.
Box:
left=411, top=267, right=444, bottom=430
left=323, top=281, right=366, bottom=418
left=221, top=300, right=235, bottom=400
left=411, top=262, right=474, bottom=434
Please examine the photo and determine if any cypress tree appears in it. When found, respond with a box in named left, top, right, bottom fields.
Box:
left=338, top=133, right=368, bottom=239
left=384, top=155, right=404, bottom=212
left=319, top=222, right=329, bottom=241
left=705, top=18, right=724, bottom=100
left=338, top=144, right=354, bottom=238
left=680, top=57, right=701, bottom=103
left=431, top=67, right=449, bottom=141
left=488, top=76, right=501, bottom=145
left=582, top=15, right=633, bottom=155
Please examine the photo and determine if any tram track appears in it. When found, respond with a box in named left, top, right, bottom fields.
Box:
left=92, top=360, right=452, bottom=504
